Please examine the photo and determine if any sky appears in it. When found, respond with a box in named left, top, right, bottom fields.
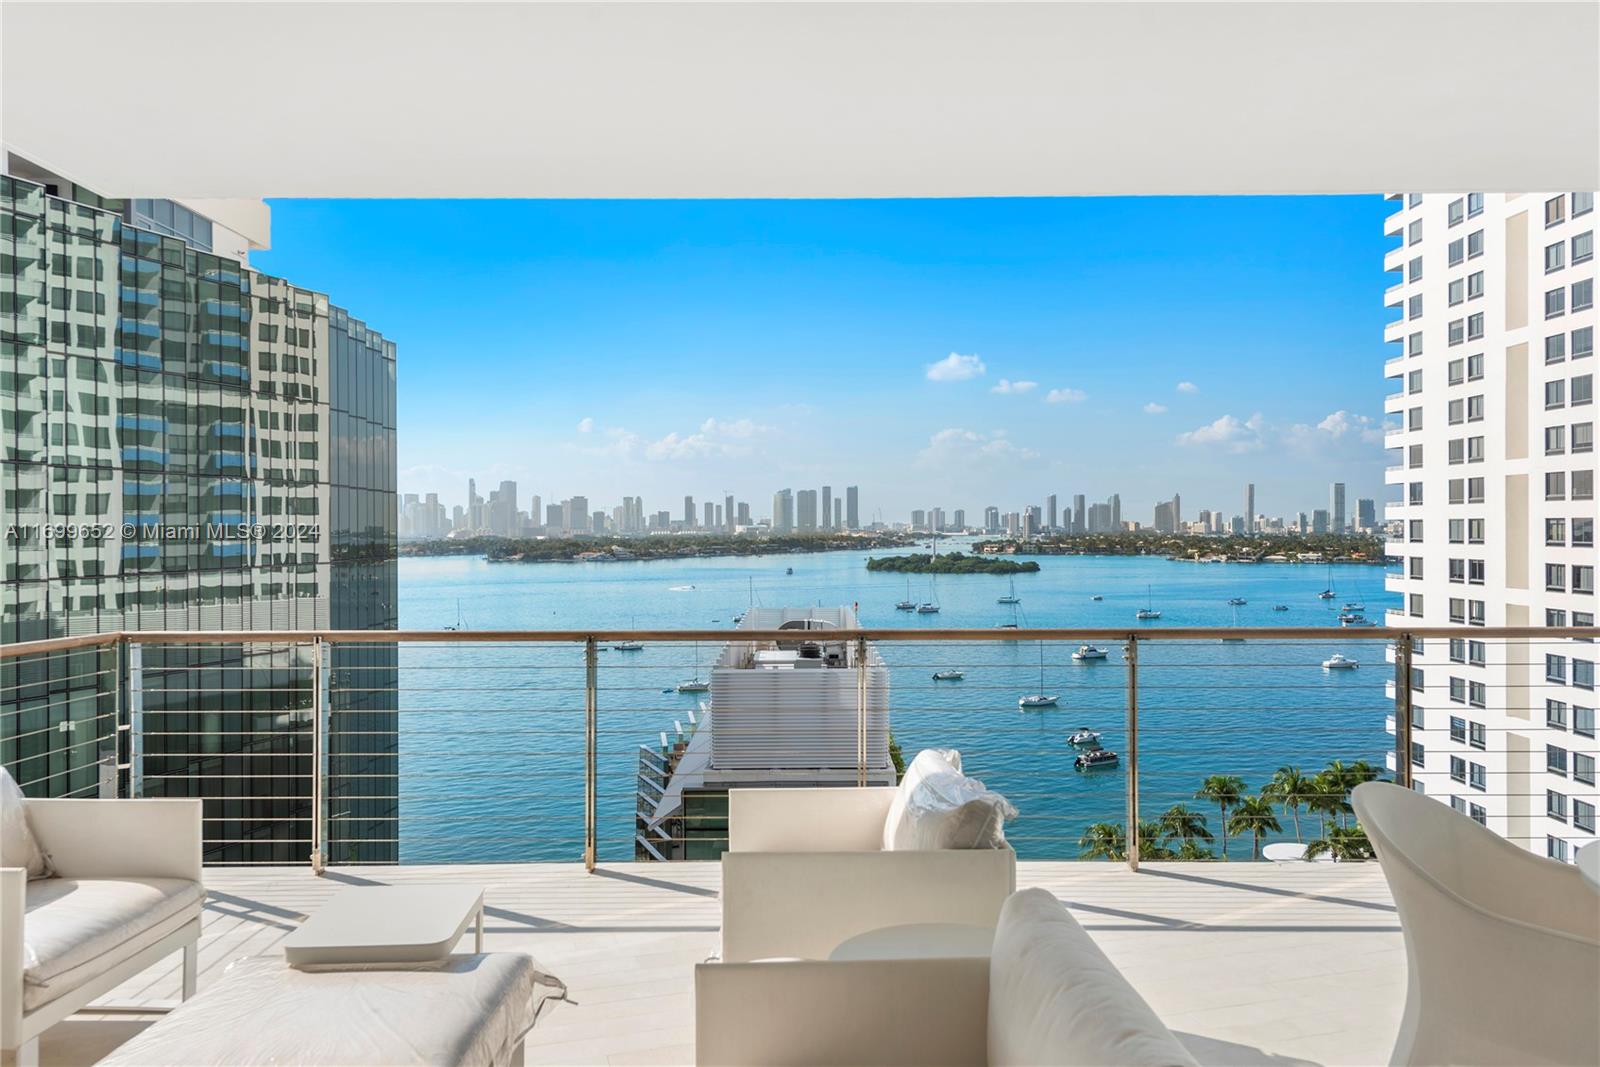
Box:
left=252, top=195, right=1394, bottom=526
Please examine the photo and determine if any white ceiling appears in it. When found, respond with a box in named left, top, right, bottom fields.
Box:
left=4, top=1, right=1596, bottom=200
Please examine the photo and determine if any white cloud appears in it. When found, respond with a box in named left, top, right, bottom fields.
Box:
left=917, top=427, right=1039, bottom=467
left=990, top=378, right=1038, bottom=395
left=1176, top=381, right=1199, bottom=394
left=637, top=415, right=769, bottom=461
left=1045, top=387, right=1087, bottom=404
left=699, top=416, right=763, bottom=438
left=1143, top=402, right=1168, bottom=415
left=1286, top=409, right=1386, bottom=451
left=1175, top=413, right=1265, bottom=453
left=925, top=352, right=987, bottom=382
left=577, top=417, right=594, bottom=434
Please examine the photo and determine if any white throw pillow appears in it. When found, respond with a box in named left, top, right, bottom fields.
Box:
left=892, top=770, right=1017, bottom=850
left=0, top=765, right=52, bottom=879
left=881, top=748, right=962, bottom=850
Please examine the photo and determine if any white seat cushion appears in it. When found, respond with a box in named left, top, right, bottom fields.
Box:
left=23, top=876, right=204, bottom=1010
left=988, top=888, right=1198, bottom=1067
left=98, top=953, right=567, bottom=1067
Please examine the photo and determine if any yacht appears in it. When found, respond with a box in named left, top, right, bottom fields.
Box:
left=1071, top=644, right=1108, bottom=661
left=931, top=669, right=965, bottom=681
left=997, top=578, right=1021, bottom=605
left=1018, top=641, right=1057, bottom=709
left=1341, top=617, right=1378, bottom=628
left=895, top=578, right=916, bottom=611
left=1272, top=604, right=1290, bottom=611
left=1067, top=727, right=1101, bottom=746
left=1318, top=564, right=1337, bottom=599
left=1321, top=653, right=1359, bottom=670
left=1135, top=584, right=1161, bottom=619
left=1074, top=748, right=1120, bottom=770
left=636, top=608, right=893, bottom=861
left=1090, top=594, right=1103, bottom=601
left=1342, top=601, right=1366, bottom=612
left=917, top=576, right=941, bottom=613
left=1227, top=597, right=1247, bottom=606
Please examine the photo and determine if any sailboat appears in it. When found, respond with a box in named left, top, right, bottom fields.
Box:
left=1222, top=603, right=1245, bottom=642
left=917, top=575, right=941, bottom=613
left=1019, top=639, right=1058, bottom=709
left=1317, top=564, right=1337, bottom=600
left=442, top=599, right=466, bottom=631
left=895, top=577, right=916, bottom=612
left=997, top=577, right=1020, bottom=605
left=676, top=641, right=710, bottom=692
left=1135, top=584, right=1162, bottom=620
left=613, top=615, right=643, bottom=651
left=995, top=600, right=1020, bottom=631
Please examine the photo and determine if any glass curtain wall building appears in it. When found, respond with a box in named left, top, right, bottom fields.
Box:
left=0, top=171, right=398, bottom=863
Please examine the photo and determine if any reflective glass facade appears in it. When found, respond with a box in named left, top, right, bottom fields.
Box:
left=1, top=176, right=397, bottom=863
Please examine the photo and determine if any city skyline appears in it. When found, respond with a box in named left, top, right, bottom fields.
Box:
left=252, top=195, right=1394, bottom=517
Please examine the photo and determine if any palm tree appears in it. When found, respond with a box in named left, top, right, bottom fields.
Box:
left=1079, top=821, right=1126, bottom=861
left=1264, top=766, right=1316, bottom=842
left=1158, top=803, right=1213, bottom=850
left=1226, top=795, right=1283, bottom=861
left=1174, top=838, right=1215, bottom=861
left=1305, top=823, right=1374, bottom=863
left=1196, top=775, right=1245, bottom=860
left=1136, top=819, right=1177, bottom=861
left=1306, top=769, right=1351, bottom=835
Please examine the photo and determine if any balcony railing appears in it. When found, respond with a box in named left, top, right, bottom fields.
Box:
left=3, top=625, right=1593, bottom=872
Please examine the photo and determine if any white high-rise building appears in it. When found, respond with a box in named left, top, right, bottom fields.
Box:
left=1244, top=483, right=1256, bottom=533
left=1383, top=190, right=1597, bottom=860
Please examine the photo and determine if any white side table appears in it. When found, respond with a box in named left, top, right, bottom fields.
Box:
left=283, top=885, right=486, bottom=968
left=828, top=922, right=993, bottom=961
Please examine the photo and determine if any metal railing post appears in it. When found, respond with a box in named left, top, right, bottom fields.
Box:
left=126, top=642, right=144, bottom=799
left=310, top=639, right=329, bottom=874
left=1394, top=631, right=1414, bottom=790
left=584, top=637, right=598, bottom=872
left=855, top=635, right=869, bottom=787
left=1125, top=635, right=1140, bottom=872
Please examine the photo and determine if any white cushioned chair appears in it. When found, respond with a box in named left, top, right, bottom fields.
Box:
left=2, top=797, right=204, bottom=1067
left=1353, top=781, right=1600, bottom=1067
left=696, top=887, right=1198, bottom=1066
left=719, top=758, right=1016, bottom=962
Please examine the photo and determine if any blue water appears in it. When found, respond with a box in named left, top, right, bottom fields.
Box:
left=389, top=547, right=1397, bottom=862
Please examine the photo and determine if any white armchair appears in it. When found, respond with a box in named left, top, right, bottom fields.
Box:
left=720, top=787, right=1015, bottom=962
left=2, top=798, right=205, bottom=1067
left=1352, top=782, right=1600, bottom=1067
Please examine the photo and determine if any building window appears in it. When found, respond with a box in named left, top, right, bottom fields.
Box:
left=1408, top=293, right=1423, bottom=320
left=1409, top=556, right=1425, bottom=579
left=1547, top=288, right=1567, bottom=318
left=1410, top=519, right=1426, bottom=542
left=1467, top=557, right=1485, bottom=583
left=1409, top=406, right=1424, bottom=430
left=1467, top=395, right=1484, bottom=421
left=1467, top=352, right=1484, bottom=379
left=1547, top=241, right=1567, bottom=272
left=1548, top=699, right=1568, bottom=729
left=1467, top=229, right=1484, bottom=258
left=1468, top=640, right=1486, bottom=666
left=1547, top=470, right=1567, bottom=499
left=1575, top=658, right=1595, bottom=689
left=1448, top=279, right=1464, bottom=306
left=1549, top=790, right=1568, bottom=822
left=1575, top=192, right=1595, bottom=217
left=1547, top=379, right=1568, bottom=408
left=1466, top=192, right=1484, bottom=217
left=1574, top=374, right=1594, bottom=406
left=1573, top=422, right=1594, bottom=453
left=1408, top=219, right=1423, bottom=245
left=1468, top=763, right=1486, bottom=791
left=1449, top=399, right=1465, bottom=425
left=1574, top=231, right=1594, bottom=264
left=1547, top=426, right=1568, bottom=454
left=1547, top=195, right=1567, bottom=227
left=1469, top=804, right=1487, bottom=826
left=1409, top=592, right=1425, bottom=617
left=1469, top=682, right=1487, bottom=709
left=1574, top=516, right=1594, bottom=546
left=1575, top=326, right=1595, bottom=360
left=1468, top=518, right=1484, bottom=543
left=1467, top=313, right=1484, bottom=340
left=1548, top=563, right=1568, bottom=592
left=1450, top=756, right=1466, bottom=782
left=1409, top=331, right=1424, bottom=356
left=1450, top=678, right=1467, bottom=705
left=1575, top=279, right=1595, bottom=312
left=1408, top=368, right=1424, bottom=394
left=1549, top=836, right=1570, bottom=861
left=1449, top=518, right=1465, bottom=543
left=1548, top=745, right=1569, bottom=776
left=1450, top=714, right=1467, bottom=741
left=1547, top=518, right=1568, bottom=545
left=1448, top=238, right=1465, bottom=266
left=1448, top=357, right=1465, bottom=383
left=1408, top=256, right=1423, bottom=282
left=1548, top=334, right=1568, bottom=363
left=1548, top=654, right=1569, bottom=684
left=1575, top=753, right=1596, bottom=787
left=1575, top=469, right=1594, bottom=501
left=1449, top=638, right=1466, bottom=663
left=1575, top=800, right=1595, bottom=834
left=1576, top=566, right=1596, bottom=596
left=1410, top=741, right=1425, bottom=768
left=1448, top=319, right=1465, bottom=346
left=1466, top=436, right=1484, bottom=462
left=1469, top=721, right=1486, bottom=749
left=1449, top=479, right=1466, bottom=505
left=1576, top=705, right=1595, bottom=738
left=1448, top=198, right=1464, bottom=226
left=1467, top=271, right=1484, bottom=300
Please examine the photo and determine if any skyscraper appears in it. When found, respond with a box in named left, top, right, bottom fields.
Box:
left=684, top=495, right=696, bottom=527
left=1073, top=494, right=1087, bottom=534
left=725, top=494, right=736, bottom=533
left=1357, top=497, right=1377, bottom=532
left=0, top=167, right=398, bottom=863
left=833, top=498, right=843, bottom=529
left=1329, top=482, right=1346, bottom=534
left=771, top=489, right=793, bottom=532
left=1384, top=190, right=1597, bottom=859
left=1244, top=483, right=1256, bottom=533
left=821, top=486, right=832, bottom=531
left=704, top=501, right=715, bottom=529
left=845, top=486, right=860, bottom=530
left=796, top=489, right=818, bottom=530
left=1046, top=494, right=1058, bottom=531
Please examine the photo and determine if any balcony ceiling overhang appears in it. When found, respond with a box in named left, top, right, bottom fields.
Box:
left=3, top=1, right=1596, bottom=200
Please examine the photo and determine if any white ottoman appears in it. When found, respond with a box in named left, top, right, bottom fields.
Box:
left=98, top=953, right=566, bottom=1066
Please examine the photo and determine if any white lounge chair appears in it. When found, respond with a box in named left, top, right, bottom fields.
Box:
left=1353, top=781, right=1600, bottom=1067
left=720, top=778, right=1015, bottom=962
left=2, top=797, right=204, bottom=1067
left=697, top=887, right=1199, bottom=1066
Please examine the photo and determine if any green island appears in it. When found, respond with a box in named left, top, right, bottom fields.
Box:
left=1077, top=759, right=1382, bottom=862
left=400, top=531, right=915, bottom=562
left=975, top=531, right=1387, bottom=563
left=865, top=551, right=1040, bottom=575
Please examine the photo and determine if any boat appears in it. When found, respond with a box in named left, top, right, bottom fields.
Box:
left=1317, top=563, right=1337, bottom=599
left=677, top=641, right=711, bottom=691
left=1067, top=727, right=1101, bottom=746
left=1322, top=653, right=1359, bottom=670
left=916, top=576, right=941, bottom=614
left=613, top=614, right=644, bottom=651
left=1071, top=644, right=1108, bottom=661
left=916, top=602, right=941, bottom=614
left=785, top=567, right=793, bottom=575
left=1018, top=640, right=1057, bottom=709
left=895, top=578, right=916, bottom=611
left=1341, top=617, right=1378, bottom=628
left=997, top=577, right=1020, bottom=605
left=1074, top=748, right=1120, bottom=770
left=932, top=669, right=965, bottom=681
left=1222, top=603, right=1246, bottom=642
left=1272, top=604, right=1289, bottom=611
left=1090, top=595, right=1103, bottom=601
left=1135, top=584, right=1161, bottom=620
left=1342, top=602, right=1366, bottom=612
left=1337, top=611, right=1364, bottom=623
left=443, top=599, right=467, bottom=632
left=1227, top=597, right=1247, bottom=606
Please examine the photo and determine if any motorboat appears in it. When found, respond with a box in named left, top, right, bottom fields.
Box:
left=1272, top=604, right=1289, bottom=611
left=1342, top=602, right=1366, bottom=612
left=1321, top=653, right=1359, bottom=670
left=1074, top=748, right=1120, bottom=770
left=1090, top=595, right=1103, bottom=601
left=1337, top=611, right=1363, bottom=623
left=1341, top=617, right=1378, bottom=628
left=1072, top=644, right=1108, bottom=661
left=1019, top=694, right=1059, bottom=709
left=1227, top=597, right=1247, bottom=606
left=613, top=640, right=643, bottom=651
left=932, top=669, right=965, bottom=681
left=785, top=567, right=794, bottom=575
left=997, top=577, right=1021, bottom=605
left=675, top=678, right=710, bottom=692
left=1317, top=590, right=1337, bottom=599
left=1067, top=727, right=1101, bottom=746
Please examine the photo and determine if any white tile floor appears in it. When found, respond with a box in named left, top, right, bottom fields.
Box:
left=38, top=860, right=1404, bottom=1067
